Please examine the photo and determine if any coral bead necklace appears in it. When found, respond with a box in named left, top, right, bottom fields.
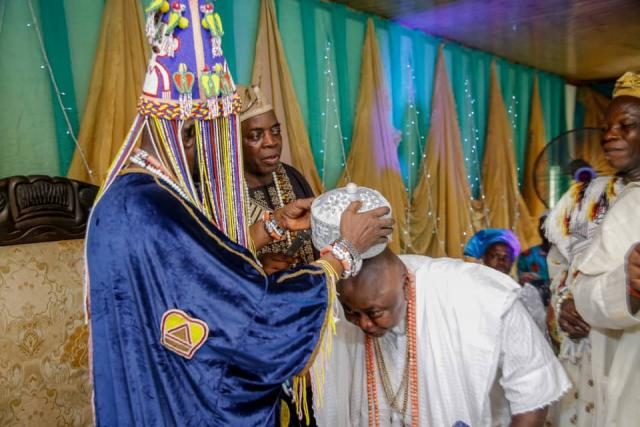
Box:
left=365, top=278, right=419, bottom=426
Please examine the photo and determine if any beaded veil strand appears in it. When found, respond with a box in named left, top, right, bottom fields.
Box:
left=97, top=0, right=250, bottom=247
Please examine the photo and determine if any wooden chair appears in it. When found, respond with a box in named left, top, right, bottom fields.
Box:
left=0, top=176, right=98, bottom=426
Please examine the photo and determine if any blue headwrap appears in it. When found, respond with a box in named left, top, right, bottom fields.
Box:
left=463, top=228, right=521, bottom=259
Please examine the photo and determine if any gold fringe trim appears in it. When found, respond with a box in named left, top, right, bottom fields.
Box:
left=292, top=259, right=339, bottom=424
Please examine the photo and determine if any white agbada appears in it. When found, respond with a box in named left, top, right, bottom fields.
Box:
left=520, top=282, right=548, bottom=334
left=571, top=181, right=640, bottom=426
left=544, top=176, right=625, bottom=426
left=313, top=255, right=570, bottom=426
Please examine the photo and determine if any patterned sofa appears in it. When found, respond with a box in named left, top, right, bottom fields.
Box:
left=0, top=176, right=97, bottom=426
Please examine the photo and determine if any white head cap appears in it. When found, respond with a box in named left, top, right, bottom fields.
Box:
left=310, top=183, right=391, bottom=259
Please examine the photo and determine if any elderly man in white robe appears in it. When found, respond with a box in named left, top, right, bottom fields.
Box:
left=308, top=186, right=569, bottom=427
left=569, top=71, right=640, bottom=427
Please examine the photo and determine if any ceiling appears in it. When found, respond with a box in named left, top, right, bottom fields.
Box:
left=330, top=0, right=640, bottom=82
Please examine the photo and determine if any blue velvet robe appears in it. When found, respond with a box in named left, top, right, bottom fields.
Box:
left=87, top=172, right=329, bottom=426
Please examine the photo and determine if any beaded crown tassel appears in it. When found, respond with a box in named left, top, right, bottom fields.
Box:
left=97, top=0, right=250, bottom=247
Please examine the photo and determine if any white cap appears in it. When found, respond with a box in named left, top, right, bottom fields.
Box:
left=310, top=183, right=391, bottom=259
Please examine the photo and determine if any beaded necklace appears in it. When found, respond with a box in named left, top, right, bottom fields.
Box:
left=129, top=149, right=191, bottom=202
left=373, top=337, right=410, bottom=417
left=271, top=169, right=292, bottom=247
left=365, top=279, right=419, bottom=426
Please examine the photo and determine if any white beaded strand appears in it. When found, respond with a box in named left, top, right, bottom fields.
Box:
left=272, top=170, right=292, bottom=247
left=130, top=150, right=190, bottom=202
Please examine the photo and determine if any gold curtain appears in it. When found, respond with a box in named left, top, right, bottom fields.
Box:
left=483, top=63, right=537, bottom=248
left=576, top=87, right=615, bottom=176
left=338, top=19, right=407, bottom=253
left=522, top=77, right=547, bottom=220
left=67, top=0, right=148, bottom=184
left=408, top=46, right=475, bottom=258
left=251, top=0, right=323, bottom=195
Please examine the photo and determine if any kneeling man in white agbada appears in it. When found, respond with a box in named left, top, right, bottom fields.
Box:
left=312, top=248, right=570, bottom=427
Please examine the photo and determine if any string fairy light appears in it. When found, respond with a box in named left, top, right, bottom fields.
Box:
left=401, top=62, right=446, bottom=254
left=320, top=40, right=350, bottom=189
left=463, top=78, right=490, bottom=229
left=506, top=93, right=522, bottom=233
left=26, top=0, right=93, bottom=180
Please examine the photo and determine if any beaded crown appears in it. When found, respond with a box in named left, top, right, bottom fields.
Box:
left=99, top=0, right=249, bottom=247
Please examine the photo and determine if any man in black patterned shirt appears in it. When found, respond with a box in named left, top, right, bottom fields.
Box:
left=239, top=84, right=321, bottom=427
left=239, top=85, right=317, bottom=275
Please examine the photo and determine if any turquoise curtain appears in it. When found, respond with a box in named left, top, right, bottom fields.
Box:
left=0, top=0, right=102, bottom=177
left=64, top=0, right=104, bottom=120
left=0, top=0, right=567, bottom=191
left=39, top=1, right=80, bottom=174
left=538, top=72, right=567, bottom=142
left=383, top=22, right=438, bottom=193
left=443, top=44, right=491, bottom=197
left=1, top=0, right=60, bottom=177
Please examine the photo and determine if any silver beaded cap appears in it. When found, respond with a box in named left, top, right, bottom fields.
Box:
left=311, top=183, right=391, bottom=259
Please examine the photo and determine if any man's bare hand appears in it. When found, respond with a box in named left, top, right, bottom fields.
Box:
left=627, top=242, right=640, bottom=293
left=626, top=242, right=640, bottom=314
left=339, top=201, right=394, bottom=254
left=511, top=406, right=548, bottom=427
left=559, top=298, right=590, bottom=339
left=273, top=198, right=313, bottom=232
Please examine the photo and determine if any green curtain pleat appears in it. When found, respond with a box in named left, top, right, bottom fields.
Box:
left=387, top=22, right=404, bottom=130
left=316, top=7, right=344, bottom=188
left=412, top=31, right=438, bottom=137
left=329, top=4, right=368, bottom=158
left=409, top=32, right=438, bottom=191
left=290, top=0, right=369, bottom=188
left=494, top=59, right=534, bottom=184
left=330, top=5, right=351, bottom=147
left=372, top=18, right=393, bottom=126
left=38, top=0, right=80, bottom=175
left=63, top=0, right=103, bottom=119
left=341, top=11, right=366, bottom=155
left=299, top=0, right=323, bottom=175
left=466, top=51, right=492, bottom=196
left=442, top=43, right=491, bottom=196
left=390, top=27, right=438, bottom=192
left=538, top=72, right=567, bottom=141
left=0, top=0, right=59, bottom=177
left=276, top=0, right=310, bottom=129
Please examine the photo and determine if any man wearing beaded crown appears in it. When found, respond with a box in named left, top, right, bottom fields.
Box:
left=239, top=84, right=317, bottom=274
left=85, top=1, right=394, bottom=425
left=309, top=189, right=570, bottom=427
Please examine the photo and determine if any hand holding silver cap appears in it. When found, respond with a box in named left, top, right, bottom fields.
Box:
left=311, top=183, right=394, bottom=259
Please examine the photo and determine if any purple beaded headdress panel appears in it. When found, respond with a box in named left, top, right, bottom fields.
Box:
left=99, top=0, right=249, bottom=247
left=141, top=0, right=239, bottom=117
